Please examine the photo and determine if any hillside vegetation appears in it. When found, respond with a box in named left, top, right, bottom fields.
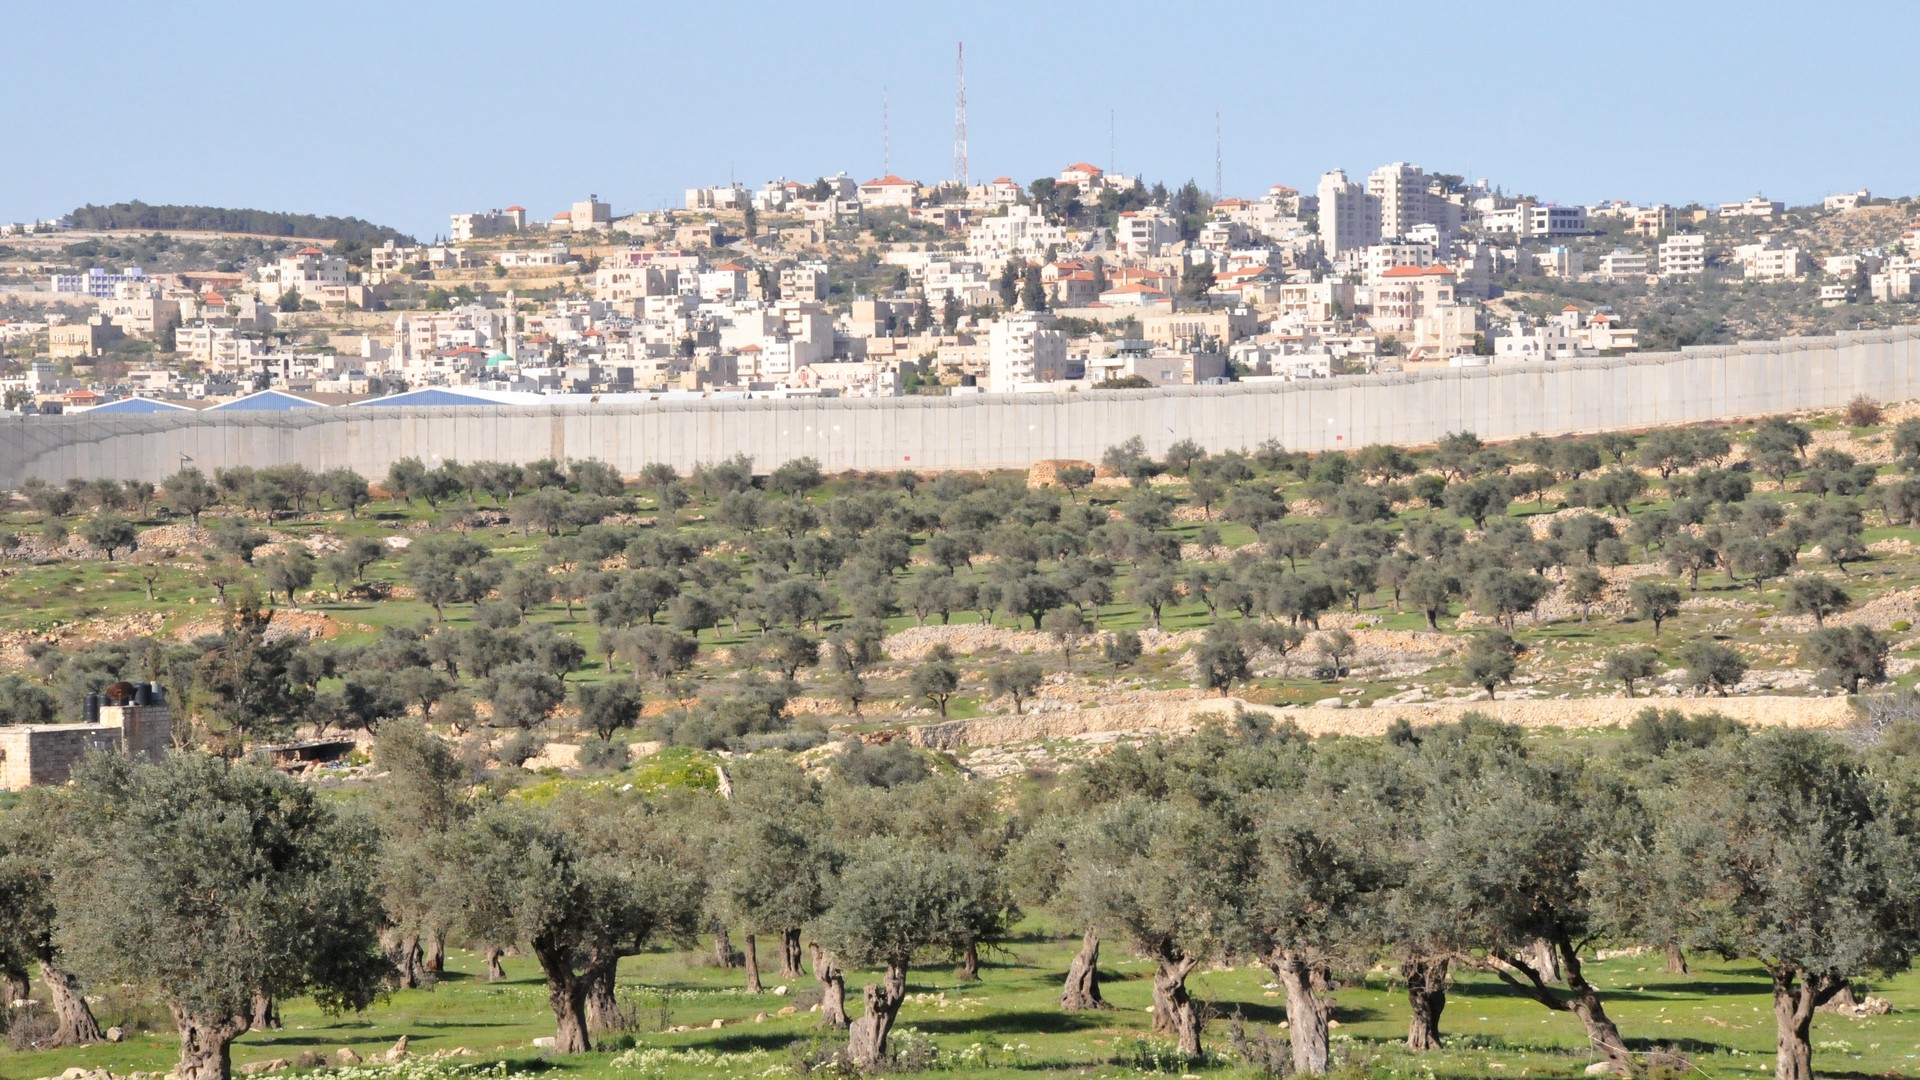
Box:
left=65, top=201, right=414, bottom=247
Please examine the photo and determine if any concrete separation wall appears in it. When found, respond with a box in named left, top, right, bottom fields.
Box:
left=3, top=326, right=1917, bottom=486
left=901, top=694, right=1857, bottom=750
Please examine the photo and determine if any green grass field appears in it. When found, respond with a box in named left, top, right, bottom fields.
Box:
left=8, top=925, right=1919, bottom=1079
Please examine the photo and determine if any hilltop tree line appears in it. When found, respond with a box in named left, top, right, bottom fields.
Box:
left=64, top=201, right=414, bottom=251
left=4, top=711, right=1920, bottom=1080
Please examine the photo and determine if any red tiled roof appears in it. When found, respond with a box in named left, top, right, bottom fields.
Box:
left=505, top=205, right=526, bottom=211
left=297, top=246, right=326, bottom=256
left=1063, top=163, right=1102, bottom=174
left=1379, top=264, right=1455, bottom=278
left=862, top=175, right=916, bottom=187
left=713, top=263, right=749, bottom=272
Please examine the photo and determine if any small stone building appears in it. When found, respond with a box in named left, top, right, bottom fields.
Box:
left=0, top=682, right=172, bottom=790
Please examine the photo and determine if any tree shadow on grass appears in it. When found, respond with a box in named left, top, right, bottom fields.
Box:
left=681, top=1030, right=808, bottom=1054
left=907, top=1008, right=1111, bottom=1037
left=1446, top=977, right=1760, bottom=1001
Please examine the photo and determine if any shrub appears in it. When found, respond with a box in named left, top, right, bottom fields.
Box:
left=1893, top=620, right=1912, bottom=632
left=1845, top=394, right=1885, bottom=427
left=496, top=729, right=547, bottom=768
left=574, top=737, right=628, bottom=773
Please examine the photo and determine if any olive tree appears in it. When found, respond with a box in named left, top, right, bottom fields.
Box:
left=0, top=807, right=104, bottom=1046
left=1243, top=784, right=1392, bottom=1075
left=713, top=759, right=838, bottom=994
left=1052, top=796, right=1244, bottom=1058
left=1417, top=721, right=1642, bottom=1075
left=442, top=803, right=694, bottom=1053
left=52, top=754, right=387, bottom=1080
left=1601, top=732, right=1920, bottom=1080
left=814, top=843, right=1008, bottom=1067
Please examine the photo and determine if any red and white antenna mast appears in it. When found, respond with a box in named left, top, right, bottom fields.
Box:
left=953, top=42, right=969, bottom=188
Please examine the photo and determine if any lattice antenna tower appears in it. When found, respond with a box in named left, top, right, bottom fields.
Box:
left=1214, top=107, right=1223, bottom=198
left=953, top=42, right=968, bottom=187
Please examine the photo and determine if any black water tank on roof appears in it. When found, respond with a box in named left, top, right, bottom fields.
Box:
left=84, top=692, right=101, bottom=725
left=134, top=683, right=152, bottom=706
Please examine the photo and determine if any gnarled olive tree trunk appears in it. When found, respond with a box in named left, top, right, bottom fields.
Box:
left=1771, top=967, right=1845, bottom=1080
left=483, top=945, right=506, bottom=982
left=248, top=990, right=280, bottom=1031
left=2, top=964, right=27, bottom=1007
left=1489, top=938, right=1632, bottom=1075
left=1664, top=944, right=1689, bottom=975
left=384, top=930, right=427, bottom=989
left=170, top=1005, right=251, bottom=1080
left=532, top=940, right=591, bottom=1054
left=423, top=932, right=445, bottom=975
left=1149, top=952, right=1202, bottom=1058
left=781, top=927, right=804, bottom=980
left=42, top=962, right=104, bottom=1046
left=711, top=926, right=737, bottom=969
left=584, top=955, right=621, bottom=1032
left=957, top=941, right=980, bottom=981
left=1060, top=929, right=1108, bottom=1011
left=809, top=943, right=847, bottom=1029
left=742, top=933, right=764, bottom=992
left=1402, top=957, right=1448, bottom=1051
left=846, top=959, right=907, bottom=1067
left=1270, top=953, right=1332, bottom=1076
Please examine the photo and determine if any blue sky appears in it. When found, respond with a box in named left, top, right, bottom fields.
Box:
left=6, top=0, right=1916, bottom=239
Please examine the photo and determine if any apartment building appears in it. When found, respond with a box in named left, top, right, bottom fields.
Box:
left=1735, top=239, right=1810, bottom=281
left=966, top=205, right=1066, bottom=260
left=1482, top=203, right=1589, bottom=238
left=450, top=207, right=526, bottom=243
left=858, top=175, right=920, bottom=209
left=1363, top=242, right=1438, bottom=283
left=48, top=316, right=123, bottom=359
left=100, top=282, right=180, bottom=337
left=1116, top=208, right=1180, bottom=257
left=176, top=322, right=270, bottom=371
left=1824, top=189, right=1870, bottom=211
left=1316, top=169, right=1380, bottom=256
left=50, top=266, right=147, bottom=298
left=1631, top=205, right=1677, bottom=237
left=987, top=313, right=1068, bottom=392
left=1274, top=280, right=1355, bottom=323
left=779, top=264, right=828, bottom=303
left=1533, top=246, right=1584, bottom=279
left=564, top=195, right=612, bottom=233
left=1599, top=249, right=1651, bottom=281
left=1659, top=233, right=1708, bottom=278
left=254, top=247, right=349, bottom=301
left=1719, top=195, right=1784, bottom=219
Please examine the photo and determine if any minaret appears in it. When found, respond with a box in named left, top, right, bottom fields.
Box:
left=505, top=290, right=518, bottom=362
left=393, top=313, right=409, bottom=370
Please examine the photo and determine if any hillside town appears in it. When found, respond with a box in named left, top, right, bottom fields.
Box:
left=2, top=164, right=1919, bottom=413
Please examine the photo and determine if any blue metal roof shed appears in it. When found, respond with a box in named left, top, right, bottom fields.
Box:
left=83, top=397, right=194, bottom=415
left=205, top=390, right=326, bottom=412
left=358, top=388, right=504, bottom=407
